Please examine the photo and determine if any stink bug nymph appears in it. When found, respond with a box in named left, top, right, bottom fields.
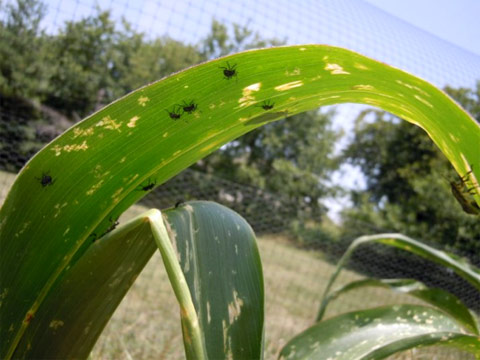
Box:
left=36, top=172, right=55, bottom=187
left=257, top=100, right=275, bottom=111
left=137, top=178, right=156, bottom=192
left=219, top=62, right=237, bottom=80
left=181, top=100, right=198, bottom=114
left=166, top=106, right=182, bottom=120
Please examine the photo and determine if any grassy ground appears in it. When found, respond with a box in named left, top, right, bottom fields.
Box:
left=0, top=171, right=474, bottom=359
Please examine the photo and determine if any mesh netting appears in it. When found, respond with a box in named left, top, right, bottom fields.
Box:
left=1, top=1, right=479, bottom=359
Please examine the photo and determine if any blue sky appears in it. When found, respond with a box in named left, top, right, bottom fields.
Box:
left=364, top=0, right=480, bottom=56
left=35, top=0, right=480, bottom=89
left=43, top=0, right=480, bottom=59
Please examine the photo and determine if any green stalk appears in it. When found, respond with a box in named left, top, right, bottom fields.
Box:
left=148, top=210, right=207, bottom=360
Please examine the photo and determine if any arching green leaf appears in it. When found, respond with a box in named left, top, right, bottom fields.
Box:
left=316, top=233, right=480, bottom=321
left=280, top=305, right=480, bottom=360
left=321, top=278, right=479, bottom=335
left=1, top=45, right=479, bottom=358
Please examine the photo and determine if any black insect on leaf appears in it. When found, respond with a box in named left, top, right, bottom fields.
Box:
left=219, top=62, right=237, bottom=80
left=101, top=217, right=120, bottom=237
left=257, top=100, right=275, bottom=111
left=36, top=172, right=55, bottom=187
left=136, top=178, right=156, bottom=192
left=181, top=100, right=198, bottom=114
left=166, top=105, right=182, bottom=120
left=89, top=233, right=98, bottom=243
left=175, top=199, right=185, bottom=208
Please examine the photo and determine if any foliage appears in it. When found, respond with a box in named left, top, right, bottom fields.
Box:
left=285, top=233, right=480, bottom=360
left=1, top=42, right=479, bottom=359
left=341, top=81, right=480, bottom=255
left=0, top=0, right=48, bottom=100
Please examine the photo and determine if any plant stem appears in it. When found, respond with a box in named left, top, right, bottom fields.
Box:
left=148, top=210, right=207, bottom=360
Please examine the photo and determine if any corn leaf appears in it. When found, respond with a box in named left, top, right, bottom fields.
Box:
left=321, top=278, right=479, bottom=335
left=316, top=233, right=480, bottom=321
left=11, top=210, right=158, bottom=359
left=164, top=201, right=264, bottom=360
left=1, top=45, right=479, bottom=358
left=280, top=305, right=480, bottom=360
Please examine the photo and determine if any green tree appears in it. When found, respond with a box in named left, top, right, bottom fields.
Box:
left=0, top=0, right=50, bottom=99
left=341, top=81, right=480, bottom=254
left=0, top=1, right=203, bottom=164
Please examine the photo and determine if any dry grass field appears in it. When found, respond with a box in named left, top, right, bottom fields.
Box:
left=0, top=171, right=474, bottom=359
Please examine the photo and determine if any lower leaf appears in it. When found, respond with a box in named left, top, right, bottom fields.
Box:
left=280, top=305, right=480, bottom=360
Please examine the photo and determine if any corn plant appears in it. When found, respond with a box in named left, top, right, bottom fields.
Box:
left=1, top=45, right=479, bottom=359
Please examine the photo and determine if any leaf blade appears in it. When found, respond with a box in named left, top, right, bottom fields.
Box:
left=323, top=278, right=479, bottom=335
left=164, top=201, right=264, bottom=360
left=11, top=210, right=158, bottom=359
left=316, top=233, right=480, bottom=321
left=280, top=305, right=480, bottom=360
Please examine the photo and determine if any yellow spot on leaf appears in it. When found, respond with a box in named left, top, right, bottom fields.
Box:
left=414, top=95, right=433, bottom=108
left=352, top=84, right=375, bottom=91
left=96, top=115, right=122, bottom=132
left=53, top=202, right=68, bottom=218
left=449, top=133, right=460, bottom=143
left=396, top=79, right=431, bottom=97
left=325, top=63, right=350, bottom=75
left=207, top=302, right=211, bottom=324
left=112, top=188, right=124, bottom=199
left=238, top=82, right=262, bottom=108
left=362, top=97, right=382, bottom=107
left=200, top=141, right=221, bottom=154
left=126, top=174, right=139, bottom=185
left=138, top=96, right=150, bottom=107
left=274, top=80, right=304, bottom=91
left=354, top=63, right=369, bottom=70
left=127, top=115, right=140, bottom=128
left=228, top=290, right=244, bottom=324
left=64, top=141, right=89, bottom=153
left=51, top=140, right=88, bottom=156
left=86, top=180, right=104, bottom=196
left=318, top=95, right=340, bottom=104
left=285, top=67, right=301, bottom=76
left=72, top=127, right=94, bottom=139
